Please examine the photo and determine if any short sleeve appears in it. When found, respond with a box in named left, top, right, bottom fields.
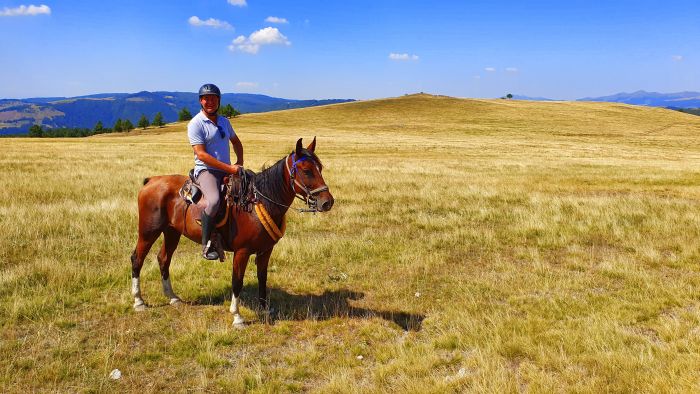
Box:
left=187, top=118, right=205, bottom=145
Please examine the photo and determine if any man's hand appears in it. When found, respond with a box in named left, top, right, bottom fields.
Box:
left=229, top=164, right=243, bottom=175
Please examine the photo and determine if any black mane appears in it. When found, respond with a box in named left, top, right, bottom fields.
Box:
left=254, top=155, right=287, bottom=208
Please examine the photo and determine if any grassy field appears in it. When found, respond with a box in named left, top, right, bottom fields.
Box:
left=2, top=94, right=700, bottom=392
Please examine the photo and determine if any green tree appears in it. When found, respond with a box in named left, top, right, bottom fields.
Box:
left=221, top=104, right=234, bottom=118
left=94, top=121, right=104, bottom=133
left=506, top=93, right=513, bottom=99
left=28, top=124, right=43, bottom=138
left=152, top=112, right=165, bottom=127
left=138, top=114, right=150, bottom=129
left=178, top=107, right=192, bottom=121
left=123, top=119, right=134, bottom=132
left=114, top=118, right=123, bottom=132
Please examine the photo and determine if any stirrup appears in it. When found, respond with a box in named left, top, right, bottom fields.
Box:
left=202, top=240, right=219, bottom=260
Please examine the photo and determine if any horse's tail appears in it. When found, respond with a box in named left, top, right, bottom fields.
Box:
left=143, top=177, right=151, bottom=185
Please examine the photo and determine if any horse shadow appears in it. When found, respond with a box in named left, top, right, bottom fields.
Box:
left=193, top=284, right=424, bottom=331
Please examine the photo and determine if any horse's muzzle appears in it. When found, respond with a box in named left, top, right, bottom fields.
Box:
left=317, top=193, right=334, bottom=212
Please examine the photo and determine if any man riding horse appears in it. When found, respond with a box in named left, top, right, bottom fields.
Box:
left=131, top=84, right=334, bottom=325
left=188, top=83, right=244, bottom=260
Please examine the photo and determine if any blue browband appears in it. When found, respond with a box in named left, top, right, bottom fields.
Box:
left=290, top=153, right=309, bottom=176
left=292, top=153, right=309, bottom=164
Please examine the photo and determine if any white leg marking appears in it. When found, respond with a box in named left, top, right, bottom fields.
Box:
left=132, top=277, right=146, bottom=311
left=231, top=293, right=245, bottom=327
left=161, top=278, right=181, bottom=305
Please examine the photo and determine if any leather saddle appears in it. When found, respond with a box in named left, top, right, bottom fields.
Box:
left=179, top=169, right=256, bottom=228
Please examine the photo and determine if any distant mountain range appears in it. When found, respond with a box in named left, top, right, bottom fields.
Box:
left=511, top=94, right=555, bottom=101
left=577, top=91, right=700, bottom=108
left=511, top=91, right=700, bottom=108
left=0, top=91, right=354, bottom=135
left=498, top=90, right=700, bottom=109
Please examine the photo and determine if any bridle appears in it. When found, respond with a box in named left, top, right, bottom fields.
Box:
left=252, top=153, right=329, bottom=213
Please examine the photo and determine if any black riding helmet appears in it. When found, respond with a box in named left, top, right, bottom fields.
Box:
left=199, top=83, right=221, bottom=98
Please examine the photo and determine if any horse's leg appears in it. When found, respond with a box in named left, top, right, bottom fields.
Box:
left=230, top=249, right=251, bottom=327
left=130, top=229, right=161, bottom=311
left=255, top=250, right=273, bottom=323
left=157, top=227, right=182, bottom=305
left=255, top=250, right=272, bottom=310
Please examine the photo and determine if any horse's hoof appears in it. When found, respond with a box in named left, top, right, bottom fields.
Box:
left=169, top=298, right=182, bottom=305
left=232, top=315, right=245, bottom=328
left=133, top=303, right=146, bottom=312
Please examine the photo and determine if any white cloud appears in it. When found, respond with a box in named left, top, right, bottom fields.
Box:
left=0, top=4, right=51, bottom=16
left=672, top=55, right=684, bottom=62
left=250, top=27, right=291, bottom=45
left=389, top=53, right=419, bottom=61
left=265, top=16, right=288, bottom=24
left=236, top=82, right=259, bottom=88
left=230, top=36, right=259, bottom=54
left=188, top=16, right=232, bottom=29
left=228, top=27, right=291, bottom=54
left=484, top=67, right=496, bottom=72
left=473, top=75, right=481, bottom=80
left=228, top=0, right=247, bottom=6
left=506, top=67, right=518, bottom=72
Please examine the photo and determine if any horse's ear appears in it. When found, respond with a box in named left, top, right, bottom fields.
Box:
left=295, top=138, right=303, bottom=157
left=307, top=136, right=316, bottom=153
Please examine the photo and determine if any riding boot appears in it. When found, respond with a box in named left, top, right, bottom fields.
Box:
left=201, top=213, right=220, bottom=260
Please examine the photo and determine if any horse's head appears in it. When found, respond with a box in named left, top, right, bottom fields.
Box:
left=289, top=137, right=334, bottom=212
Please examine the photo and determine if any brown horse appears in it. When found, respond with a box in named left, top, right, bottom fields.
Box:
left=130, top=138, right=334, bottom=326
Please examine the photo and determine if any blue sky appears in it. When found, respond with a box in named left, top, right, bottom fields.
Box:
left=0, top=0, right=698, bottom=100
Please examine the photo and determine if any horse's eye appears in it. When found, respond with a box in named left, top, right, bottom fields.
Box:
left=303, top=169, right=313, bottom=176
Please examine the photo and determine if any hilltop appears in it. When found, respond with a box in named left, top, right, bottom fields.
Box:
left=222, top=93, right=700, bottom=139
left=111, top=93, right=700, bottom=147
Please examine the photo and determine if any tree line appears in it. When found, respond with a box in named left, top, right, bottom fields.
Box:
left=28, top=104, right=241, bottom=138
left=176, top=104, right=240, bottom=121
left=674, top=108, right=700, bottom=117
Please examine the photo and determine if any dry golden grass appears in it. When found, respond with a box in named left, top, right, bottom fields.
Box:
left=2, top=94, right=700, bottom=392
